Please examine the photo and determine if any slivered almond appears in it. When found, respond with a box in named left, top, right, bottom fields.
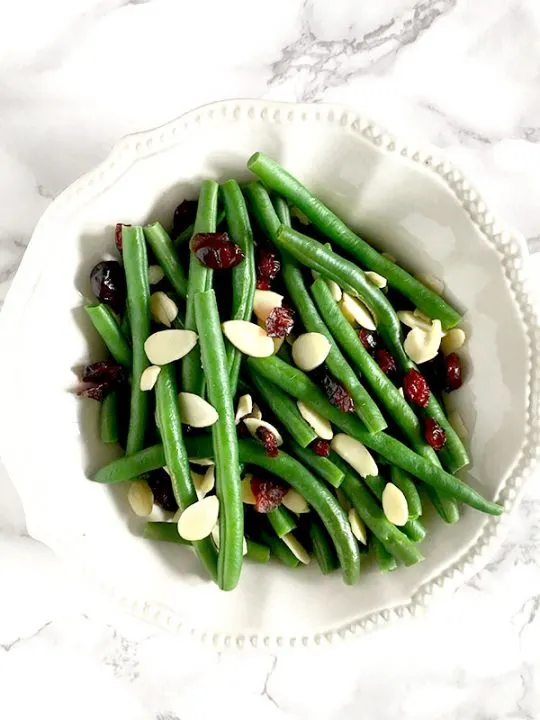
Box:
left=413, top=308, right=432, bottom=324
left=282, top=489, right=310, bottom=514
left=127, top=481, right=154, bottom=517
left=150, top=291, right=179, bottom=327
left=397, top=310, right=432, bottom=333
left=177, top=495, right=219, bottom=541
left=448, top=409, right=468, bottom=439
left=253, top=290, right=283, bottom=323
left=416, top=272, right=445, bottom=295
left=331, top=434, right=378, bottom=477
left=441, top=328, right=466, bottom=355
left=340, top=293, right=376, bottom=330
left=282, top=533, right=311, bottom=564
left=145, top=329, right=197, bottom=365
left=235, top=394, right=253, bottom=424
left=222, top=320, right=274, bottom=358
left=365, top=271, right=387, bottom=289
left=297, top=400, right=333, bottom=440
left=178, top=392, right=218, bottom=428
left=190, top=470, right=206, bottom=497
left=140, top=365, right=161, bottom=391
left=348, top=508, right=367, bottom=544
left=243, top=418, right=283, bottom=446
left=327, top=280, right=343, bottom=302
left=192, top=465, right=215, bottom=499
left=404, top=319, right=443, bottom=364
left=382, top=483, right=409, bottom=526
left=241, top=474, right=256, bottom=504
left=292, top=332, right=331, bottom=371
left=188, top=457, right=215, bottom=467
left=148, top=265, right=165, bottom=285
left=212, top=524, right=248, bottom=555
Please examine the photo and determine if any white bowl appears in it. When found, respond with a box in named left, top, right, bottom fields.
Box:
left=0, top=100, right=539, bottom=649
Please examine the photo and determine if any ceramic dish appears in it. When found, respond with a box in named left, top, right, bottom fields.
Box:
left=0, top=99, right=538, bottom=649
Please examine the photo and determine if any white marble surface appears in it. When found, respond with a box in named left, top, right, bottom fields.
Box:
left=1, top=1, right=540, bottom=718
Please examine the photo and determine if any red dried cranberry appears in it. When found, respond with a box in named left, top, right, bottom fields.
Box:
left=190, top=232, right=244, bottom=270
left=256, top=278, right=271, bottom=290
left=321, top=374, right=355, bottom=413
left=444, top=353, right=463, bottom=392
left=250, top=474, right=288, bottom=513
left=114, top=223, right=131, bottom=252
left=147, top=469, right=178, bottom=512
left=311, top=439, right=331, bottom=457
left=173, top=199, right=198, bottom=235
left=375, top=349, right=397, bottom=380
left=265, top=306, right=295, bottom=338
left=358, top=329, right=378, bottom=355
left=424, top=418, right=447, bottom=450
left=403, top=369, right=430, bottom=408
left=256, top=427, right=280, bottom=458
left=90, top=260, right=126, bottom=313
left=82, top=360, right=127, bottom=386
left=257, top=248, right=280, bottom=281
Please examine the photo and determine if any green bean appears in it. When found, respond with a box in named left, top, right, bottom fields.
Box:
left=260, top=529, right=300, bottom=568
left=247, top=355, right=502, bottom=516
left=93, top=443, right=165, bottom=484
left=194, top=289, right=243, bottom=591
left=85, top=304, right=132, bottom=367
left=423, top=486, right=460, bottom=524
left=182, top=180, right=219, bottom=396
left=155, top=364, right=218, bottom=581
left=222, top=180, right=256, bottom=394
left=361, top=471, right=426, bottom=543
left=122, top=226, right=151, bottom=456
left=244, top=539, right=271, bottom=564
left=143, top=222, right=187, bottom=298
left=286, top=437, right=344, bottom=488
left=309, top=518, right=339, bottom=575
left=100, top=392, right=119, bottom=444
left=247, top=152, right=461, bottom=329
left=372, top=537, right=398, bottom=572
left=390, top=466, right=422, bottom=520
left=244, top=182, right=386, bottom=433
left=268, top=506, right=297, bottom=538
left=247, top=370, right=317, bottom=448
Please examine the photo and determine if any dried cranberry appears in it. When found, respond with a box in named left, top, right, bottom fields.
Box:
left=190, top=232, right=244, bottom=270
left=444, top=353, right=463, bottom=392
left=256, top=427, right=280, bottom=458
left=403, top=369, right=430, bottom=408
left=321, top=373, right=355, bottom=413
left=265, top=306, right=295, bottom=338
left=358, top=329, right=378, bottom=355
left=173, top=199, right=198, bottom=235
left=237, top=421, right=251, bottom=438
left=257, top=248, right=280, bottom=281
left=311, top=439, right=331, bottom=457
left=114, top=223, right=131, bottom=252
left=82, top=360, right=127, bottom=386
left=256, top=278, right=271, bottom=290
left=78, top=382, right=114, bottom=401
left=90, top=260, right=126, bottom=313
left=375, top=349, right=397, bottom=380
left=250, top=474, right=288, bottom=513
left=147, top=469, right=178, bottom=512
left=424, top=418, right=447, bottom=450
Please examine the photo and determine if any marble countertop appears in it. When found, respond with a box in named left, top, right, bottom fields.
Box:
left=1, top=1, right=540, bottom=718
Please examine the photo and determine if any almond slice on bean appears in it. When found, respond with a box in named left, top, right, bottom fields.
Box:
left=404, top=319, right=443, bottom=364
left=150, top=291, right=179, bottom=327
left=340, top=293, right=376, bottom=330
left=282, top=533, right=311, bottom=564
left=241, top=474, right=256, bottom=504
left=331, top=434, right=378, bottom=477
left=282, top=489, right=310, bottom=514
left=252, top=290, right=283, bottom=323
left=222, top=320, right=274, bottom=358
left=291, top=332, right=331, bottom=371
left=145, top=329, right=198, bottom=365
left=312, top=271, right=343, bottom=302
left=148, top=265, right=165, bottom=285
left=365, top=271, right=387, bottom=289
left=140, top=364, right=161, bottom=391
left=243, top=418, right=283, bottom=446
left=191, top=468, right=215, bottom=500
left=397, top=310, right=432, bottom=333
left=441, top=328, right=466, bottom=355
left=416, top=272, right=445, bottom=295
left=127, top=480, right=154, bottom=517
left=235, top=394, right=253, bottom=424
left=348, top=508, right=367, bottom=544
left=448, top=409, right=469, bottom=439
left=178, top=392, right=219, bottom=428
left=297, top=400, right=333, bottom=440
left=382, top=483, right=409, bottom=526
left=188, top=457, right=215, bottom=467
left=212, top=524, right=248, bottom=555
left=413, top=308, right=432, bottom=324
left=177, top=495, right=219, bottom=541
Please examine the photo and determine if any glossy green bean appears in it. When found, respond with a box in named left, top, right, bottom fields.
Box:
left=260, top=529, right=300, bottom=568
left=372, top=536, right=398, bottom=572
left=310, top=518, right=339, bottom=575
left=267, top=506, right=297, bottom=538
left=100, top=392, right=119, bottom=444
left=423, top=486, right=460, bottom=524
left=286, top=438, right=344, bottom=488
left=361, top=471, right=427, bottom=543
left=85, top=304, right=132, bottom=367
left=143, top=222, right=187, bottom=298
left=93, top=443, right=165, bottom=484
left=390, top=466, right=422, bottom=520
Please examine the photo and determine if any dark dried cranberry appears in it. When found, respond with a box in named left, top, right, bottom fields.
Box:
left=265, top=307, right=295, bottom=338
left=257, top=248, right=280, bottom=281
left=82, top=360, right=127, bottom=385
left=190, top=232, right=244, bottom=270
left=403, top=369, right=430, bottom=408
left=256, top=278, right=271, bottom=290
left=114, top=223, right=131, bottom=252
left=78, top=382, right=113, bottom=401
left=311, top=439, right=331, bottom=457
left=321, top=373, right=355, bottom=413
left=90, top=261, right=126, bottom=313
left=147, top=469, right=178, bottom=512
left=424, top=418, right=447, bottom=450
left=444, top=353, right=463, bottom=392
left=250, top=474, right=288, bottom=513
left=256, top=427, right=280, bottom=458
left=358, top=329, right=378, bottom=355
left=375, top=349, right=397, bottom=380
left=173, top=199, right=198, bottom=235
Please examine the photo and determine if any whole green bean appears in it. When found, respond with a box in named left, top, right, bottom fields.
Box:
left=194, top=289, right=243, bottom=591
left=144, top=222, right=187, bottom=298
left=423, top=486, right=460, bottom=524
left=85, top=304, right=132, bottom=367
left=247, top=152, right=461, bottom=329
left=260, top=529, right=300, bottom=568
left=361, top=471, right=427, bottom=543
left=287, top=437, right=344, bottom=488
left=390, top=466, right=422, bottom=520
left=310, top=518, right=339, bottom=575
left=372, top=536, right=398, bottom=572
left=100, top=392, right=119, bottom=444
left=267, top=506, right=297, bottom=538
left=122, top=226, right=151, bottom=456
left=93, top=443, right=165, bottom=484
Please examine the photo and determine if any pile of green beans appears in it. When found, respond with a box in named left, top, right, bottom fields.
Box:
left=83, top=153, right=502, bottom=591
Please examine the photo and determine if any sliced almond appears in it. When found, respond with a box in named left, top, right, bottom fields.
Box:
left=222, top=320, right=274, bottom=358
left=241, top=474, right=256, bottom=504
left=404, top=319, right=443, bottom=364
left=340, top=293, right=376, bottom=330
left=397, top=310, right=432, bottom=333
left=297, top=400, right=333, bottom=440
left=243, top=418, right=283, bottom=446
left=235, top=394, right=253, bottom=424
left=365, top=271, right=387, bottom=289
left=178, top=392, right=218, bottom=428
left=177, top=495, right=219, bottom=541
left=246, top=403, right=262, bottom=421
left=140, top=364, right=161, bottom=391
left=327, top=280, right=343, bottom=302
left=150, top=291, right=179, bottom=327
left=336, top=488, right=351, bottom=512
left=148, top=265, right=165, bottom=285
left=282, top=489, right=310, bottom=514
left=449, top=409, right=469, bottom=439
left=191, top=467, right=215, bottom=499
left=441, top=328, right=466, bottom=355
left=188, top=457, right=215, bottom=467
left=413, top=308, right=432, bottom=324
left=348, top=508, right=367, bottom=545
left=252, top=290, right=283, bottom=323
left=212, top=524, right=248, bottom=555
left=331, top=434, right=378, bottom=477
left=382, top=483, right=409, bottom=526
left=145, top=329, right=198, bottom=365
left=416, top=272, right=444, bottom=295
left=282, top=533, right=311, bottom=564
left=291, top=332, right=331, bottom=371
left=127, top=481, right=154, bottom=517
left=190, top=470, right=205, bottom=496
